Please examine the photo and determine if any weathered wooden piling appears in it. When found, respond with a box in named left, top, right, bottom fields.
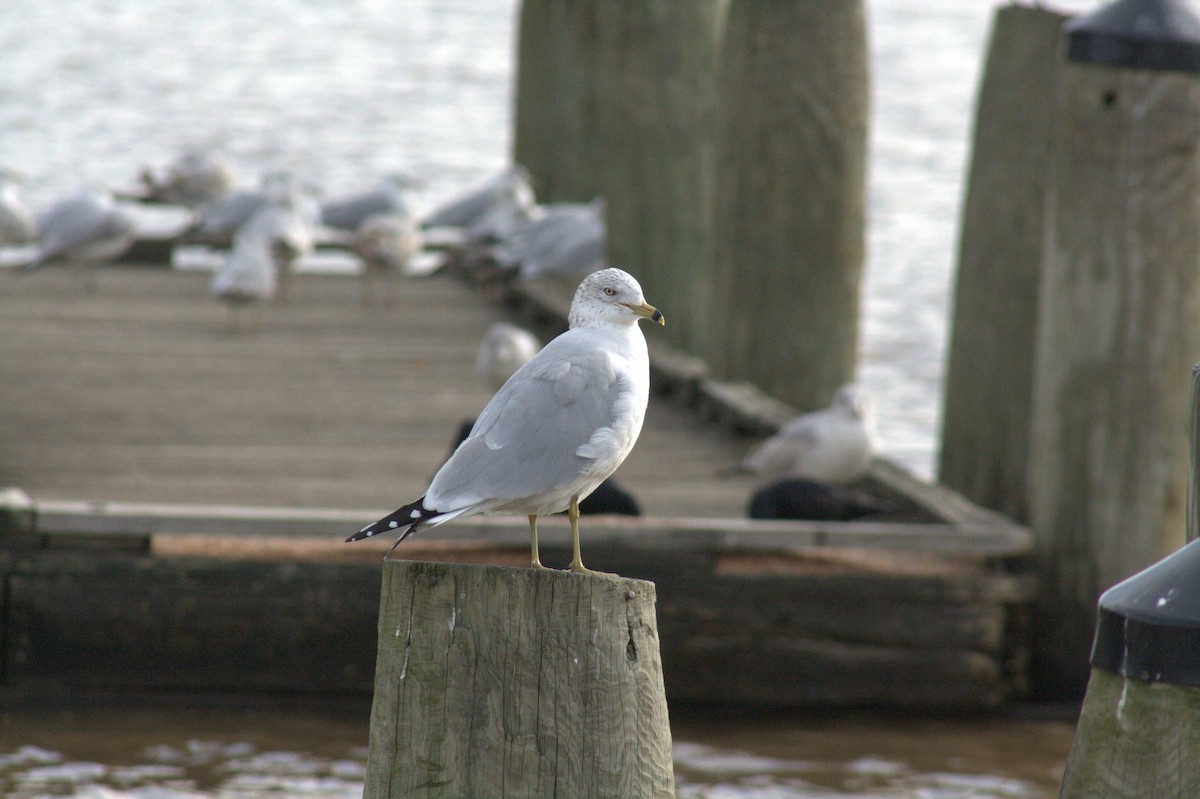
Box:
left=706, top=0, right=869, bottom=412
left=938, top=5, right=1069, bottom=525
left=594, top=0, right=725, bottom=355
left=1026, top=0, right=1200, bottom=698
left=363, top=560, right=676, bottom=799
left=511, top=0, right=603, bottom=203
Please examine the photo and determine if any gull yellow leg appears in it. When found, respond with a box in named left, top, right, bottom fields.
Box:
left=567, top=496, right=591, bottom=573
left=529, top=514, right=546, bottom=569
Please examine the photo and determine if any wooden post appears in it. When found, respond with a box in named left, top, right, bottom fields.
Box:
left=706, top=0, right=870, bottom=412
left=511, top=0, right=603, bottom=203
left=1060, top=668, right=1200, bottom=796
left=1025, top=0, right=1200, bottom=698
left=364, top=560, right=676, bottom=799
left=938, top=5, right=1068, bottom=525
left=593, top=0, right=725, bottom=356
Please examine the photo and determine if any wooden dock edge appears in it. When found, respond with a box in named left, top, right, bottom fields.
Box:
left=0, top=489, right=1036, bottom=709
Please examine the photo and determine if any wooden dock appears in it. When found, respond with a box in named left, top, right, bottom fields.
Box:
left=0, top=263, right=751, bottom=517
left=0, top=261, right=1038, bottom=709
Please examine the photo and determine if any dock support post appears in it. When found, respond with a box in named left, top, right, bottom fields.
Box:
left=938, top=5, right=1068, bottom=525
left=1025, top=0, right=1200, bottom=699
left=706, top=0, right=869, bottom=412
left=1060, top=365, right=1200, bottom=794
left=363, top=560, right=676, bottom=799
left=511, top=0, right=603, bottom=203
left=594, top=0, right=725, bottom=356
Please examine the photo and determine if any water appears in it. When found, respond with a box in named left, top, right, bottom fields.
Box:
left=3, top=1, right=1092, bottom=794
left=2, top=0, right=1096, bottom=480
left=0, top=702, right=1074, bottom=798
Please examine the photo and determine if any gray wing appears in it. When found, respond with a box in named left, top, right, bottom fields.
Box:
left=425, top=335, right=620, bottom=509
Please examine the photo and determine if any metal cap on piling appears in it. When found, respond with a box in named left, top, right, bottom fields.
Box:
left=1065, top=0, right=1200, bottom=73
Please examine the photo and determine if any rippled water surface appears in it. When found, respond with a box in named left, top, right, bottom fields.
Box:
left=0, top=703, right=1074, bottom=798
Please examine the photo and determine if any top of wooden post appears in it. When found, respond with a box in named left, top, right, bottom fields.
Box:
left=1065, top=0, right=1200, bottom=73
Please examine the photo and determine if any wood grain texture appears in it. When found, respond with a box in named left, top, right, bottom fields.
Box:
left=594, top=0, right=724, bottom=355
left=706, top=0, right=869, bottom=411
left=939, top=5, right=1068, bottom=525
left=365, top=560, right=675, bottom=799
left=1060, top=668, right=1200, bottom=797
left=1027, top=61, right=1200, bottom=697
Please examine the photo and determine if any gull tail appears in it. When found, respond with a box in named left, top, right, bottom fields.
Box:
left=347, top=497, right=435, bottom=545
left=347, top=498, right=473, bottom=558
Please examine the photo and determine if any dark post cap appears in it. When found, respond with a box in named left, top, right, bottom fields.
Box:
left=1091, top=537, right=1200, bottom=685
left=1065, top=0, right=1200, bottom=73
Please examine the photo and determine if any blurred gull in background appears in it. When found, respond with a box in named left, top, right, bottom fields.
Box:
left=474, top=321, right=541, bottom=391
left=210, top=201, right=312, bottom=330
left=421, top=165, right=535, bottom=231
left=351, top=210, right=424, bottom=304
left=320, top=174, right=416, bottom=232
left=492, top=197, right=605, bottom=280
left=137, top=148, right=237, bottom=209
left=725, top=383, right=877, bottom=485
left=190, top=170, right=318, bottom=247
left=25, top=188, right=137, bottom=290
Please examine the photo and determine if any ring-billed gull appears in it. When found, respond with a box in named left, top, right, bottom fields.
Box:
left=351, top=210, right=424, bottom=305
left=26, top=189, right=137, bottom=290
left=320, top=174, right=415, bottom=232
left=725, top=383, right=876, bottom=484
left=139, top=148, right=236, bottom=208
left=474, top=321, right=541, bottom=391
left=421, top=165, right=535, bottom=230
left=348, top=267, right=664, bottom=572
left=211, top=203, right=312, bottom=330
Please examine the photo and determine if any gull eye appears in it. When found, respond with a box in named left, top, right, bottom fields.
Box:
left=603, top=287, right=616, bottom=296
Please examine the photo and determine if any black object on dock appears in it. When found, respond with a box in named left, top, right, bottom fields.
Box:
left=1065, top=0, right=1200, bottom=73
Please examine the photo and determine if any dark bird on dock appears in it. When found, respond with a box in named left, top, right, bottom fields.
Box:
left=348, top=268, right=663, bottom=572
left=724, top=383, right=876, bottom=484
left=320, top=174, right=416, bottom=232
left=24, top=188, right=137, bottom=290
left=748, top=478, right=896, bottom=522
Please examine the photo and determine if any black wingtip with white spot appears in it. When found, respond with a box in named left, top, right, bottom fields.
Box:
left=346, top=497, right=439, bottom=544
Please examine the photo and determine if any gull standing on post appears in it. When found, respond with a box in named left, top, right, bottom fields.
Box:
left=348, top=268, right=664, bottom=573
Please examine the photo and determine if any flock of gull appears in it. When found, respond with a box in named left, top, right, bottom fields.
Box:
left=0, top=149, right=606, bottom=328
left=0, top=149, right=884, bottom=523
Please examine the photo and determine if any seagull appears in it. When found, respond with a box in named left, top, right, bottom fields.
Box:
left=0, top=170, right=37, bottom=245
left=474, top=322, right=541, bottom=391
left=211, top=204, right=312, bottom=330
left=190, top=170, right=317, bottom=246
left=726, top=383, right=876, bottom=484
left=320, top=174, right=415, bottom=232
left=492, top=198, right=606, bottom=280
left=421, top=165, right=535, bottom=230
left=351, top=210, right=424, bottom=305
left=138, top=148, right=236, bottom=208
left=26, top=189, right=137, bottom=289
left=348, top=267, right=664, bottom=572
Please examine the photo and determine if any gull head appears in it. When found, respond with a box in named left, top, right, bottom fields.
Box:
left=569, top=268, right=665, bottom=329
left=831, top=383, right=870, bottom=419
